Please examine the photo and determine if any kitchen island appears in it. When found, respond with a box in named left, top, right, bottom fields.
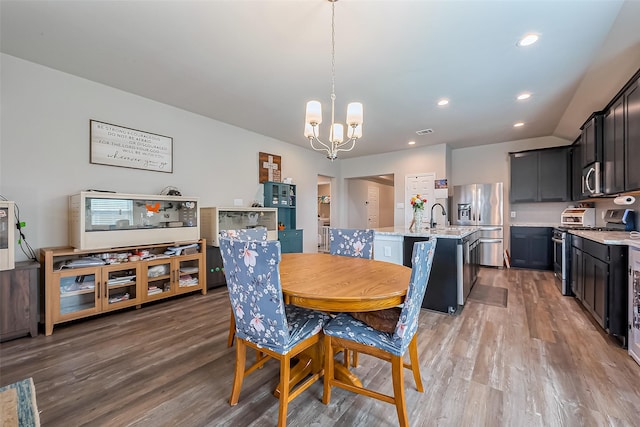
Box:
left=373, top=226, right=479, bottom=314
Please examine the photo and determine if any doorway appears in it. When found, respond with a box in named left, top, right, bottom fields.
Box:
left=346, top=175, right=394, bottom=229
left=317, top=175, right=332, bottom=252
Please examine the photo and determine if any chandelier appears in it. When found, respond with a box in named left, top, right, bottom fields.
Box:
left=304, top=0, right=363, bottom=161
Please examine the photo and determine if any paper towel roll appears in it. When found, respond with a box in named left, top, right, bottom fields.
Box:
left=614, top=195, right=636, bottom=205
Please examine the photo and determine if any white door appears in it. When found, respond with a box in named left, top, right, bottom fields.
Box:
left=367, top=186, right=379, bottom=229
left=405, top=173, right=435, bottom=229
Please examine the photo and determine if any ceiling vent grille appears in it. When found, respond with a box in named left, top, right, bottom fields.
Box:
left=416, top=128, right=434, bottom=135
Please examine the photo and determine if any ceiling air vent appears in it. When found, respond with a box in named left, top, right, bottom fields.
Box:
left=416, top=128, right=434, bottom=135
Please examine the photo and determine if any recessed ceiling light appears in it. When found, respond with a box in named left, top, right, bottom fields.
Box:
left=408, top=141, right=416, bottom=145
left=517, top=93, right=531, bottom=100
left=517, top=33, right=539, bottom=47
left=437, top=99, right=449, bottom=106
left=513, top=122, right=525, bottom=127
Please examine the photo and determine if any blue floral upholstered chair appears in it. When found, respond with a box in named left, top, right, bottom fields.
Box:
left=328, top=227, right=375, bottom=367
left=220, top=227, right=268, bottom=242
left=322, top=239, right=437, bottom=427
left=329, top=228, right=374, bottom=259
left=220, top=228, right=268, bottom=347
left=219, top=237, right=330, bottom=427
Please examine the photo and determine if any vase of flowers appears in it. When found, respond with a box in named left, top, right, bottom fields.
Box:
left=410, top=194, right=427, bottom=231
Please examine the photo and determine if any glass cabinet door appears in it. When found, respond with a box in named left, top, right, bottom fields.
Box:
left=144, top=258, right=174, bottom=300
left=176, top=254, right=201, bottom=294
left=102, top=263, right=140, bottom=311
left=54, top=267, right=100, bottom=320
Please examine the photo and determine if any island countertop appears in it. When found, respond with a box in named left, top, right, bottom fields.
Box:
left=374, top=226, right=479, bottom=239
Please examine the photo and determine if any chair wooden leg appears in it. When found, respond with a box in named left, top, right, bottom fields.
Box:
left=227, top=306, right=235, bottom=347
left=229, top=339, right=246, bottom=405
left=391, top=355, right=409, bottom=427
left=408, top=335, right=423, bottom=392
left=352, top=351, right=359, bottom=367
left=343, top=348, right=350, bottom=367
left=278, top=354, right=291, bottom=427
left=322, top=334, right=333, bottom=405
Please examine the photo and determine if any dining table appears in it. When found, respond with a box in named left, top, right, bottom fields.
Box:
left=276, top=252, right=412, bottom=393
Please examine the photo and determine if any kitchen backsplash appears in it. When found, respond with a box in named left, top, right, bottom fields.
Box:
left=509, top=199, right=640, bottom=230
left=594, top=198, right=640, bottom=230
left=509, top=202, right=568, bottom=225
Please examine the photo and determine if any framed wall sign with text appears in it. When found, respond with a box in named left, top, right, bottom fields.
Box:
left=90, top=120, right=173, bottom=173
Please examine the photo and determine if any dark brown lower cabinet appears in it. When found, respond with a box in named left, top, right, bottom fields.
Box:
left=570, top=235, right=627, bottom=343
left=0, top=261, right=40, bottom=342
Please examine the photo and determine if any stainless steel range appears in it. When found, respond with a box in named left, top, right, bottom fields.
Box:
left=553, top=207, right=596, bottom=295
left=552, top=227, right=571, bottom=295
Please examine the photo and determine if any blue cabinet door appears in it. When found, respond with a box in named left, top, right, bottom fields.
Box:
left=279, top=230, right=303, bottom=253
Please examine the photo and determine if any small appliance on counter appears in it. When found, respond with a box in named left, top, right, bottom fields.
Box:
left=560, top=207, right=596, bottom=228
left=604, top=209, right=635, bottom=231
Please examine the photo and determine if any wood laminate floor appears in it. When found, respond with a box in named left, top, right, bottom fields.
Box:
left=1, top=268, right=639, bottom=426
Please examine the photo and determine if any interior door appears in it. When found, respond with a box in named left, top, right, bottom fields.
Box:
left=367, top=186, right=379, bottom=229
left=405, top=173, right=435, bottom=229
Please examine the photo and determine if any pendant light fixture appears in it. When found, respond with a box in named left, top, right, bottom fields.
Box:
left=304, top=0, right=363, bottom=161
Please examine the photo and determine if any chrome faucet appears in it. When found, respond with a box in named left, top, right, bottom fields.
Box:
left=430, top=202, right=447, bottom=229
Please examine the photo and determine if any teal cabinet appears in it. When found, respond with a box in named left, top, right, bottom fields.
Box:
left=263, top=181, right=303, bottom=253
left=279, top=230, right=303, bottom=253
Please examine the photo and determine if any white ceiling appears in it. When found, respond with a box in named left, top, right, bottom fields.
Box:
left=2, top=0, right=640, bottom=159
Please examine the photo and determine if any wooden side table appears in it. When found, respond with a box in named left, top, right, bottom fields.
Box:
left=0, top=261, right=40, bottom=341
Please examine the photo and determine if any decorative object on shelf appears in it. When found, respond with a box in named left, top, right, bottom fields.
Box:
left=409, top=194, right=427, bottom=231
left=259, top=152, right=281, bottom=183
left=303, top=0, right=363, bottom=161
left=90, top=120, right=173, bottom=173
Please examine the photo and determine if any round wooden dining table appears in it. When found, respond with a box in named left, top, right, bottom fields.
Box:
left=276, top=252, right=412, bottom=392
left=280, top=253, right=412, bottom=311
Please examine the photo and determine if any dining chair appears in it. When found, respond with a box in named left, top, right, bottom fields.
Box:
left=219, top=237, right=330, bottom=427
left=329, top=228, right=374, bottom=259
left=328, top=227, right=374, bottom=367
left=322, top=239, right=437, bottom=427
left=220, top=228, right=268, bottom=347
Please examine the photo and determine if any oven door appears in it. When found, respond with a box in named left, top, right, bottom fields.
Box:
left=552, top=233, right=564, bottom=282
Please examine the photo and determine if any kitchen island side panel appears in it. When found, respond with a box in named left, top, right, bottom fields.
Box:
left=420, top=238, right=458, bottom=313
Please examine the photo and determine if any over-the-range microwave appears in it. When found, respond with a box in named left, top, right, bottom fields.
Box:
left=582, top=162, right=603, bottom=197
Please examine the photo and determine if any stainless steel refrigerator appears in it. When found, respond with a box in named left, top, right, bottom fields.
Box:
left=452, top=183, right=504, bottom=267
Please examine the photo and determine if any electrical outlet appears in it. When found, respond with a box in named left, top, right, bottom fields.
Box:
left=510, top=211, right=516, bottom=218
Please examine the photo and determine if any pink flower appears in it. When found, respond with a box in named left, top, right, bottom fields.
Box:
left=242, top=246, right=258, bottom=267
left=234, top=304, right=244, bottom=320
left=250, top=314, right=265, bottom=332
left=353, top=240, right=365, bottom=257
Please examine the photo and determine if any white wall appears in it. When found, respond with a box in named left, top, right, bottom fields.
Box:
left=345, top=179, right=394, bottom=228
left=0, top=54, right=339, bottom=259
left=339, top=144, right=449, bottom=228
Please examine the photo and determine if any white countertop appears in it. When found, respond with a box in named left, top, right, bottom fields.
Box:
left=510, top=223, right=560, bottom=228
left=374, top=226, right=478, bottom=239
left=568, top=230, right=636, bottom=245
